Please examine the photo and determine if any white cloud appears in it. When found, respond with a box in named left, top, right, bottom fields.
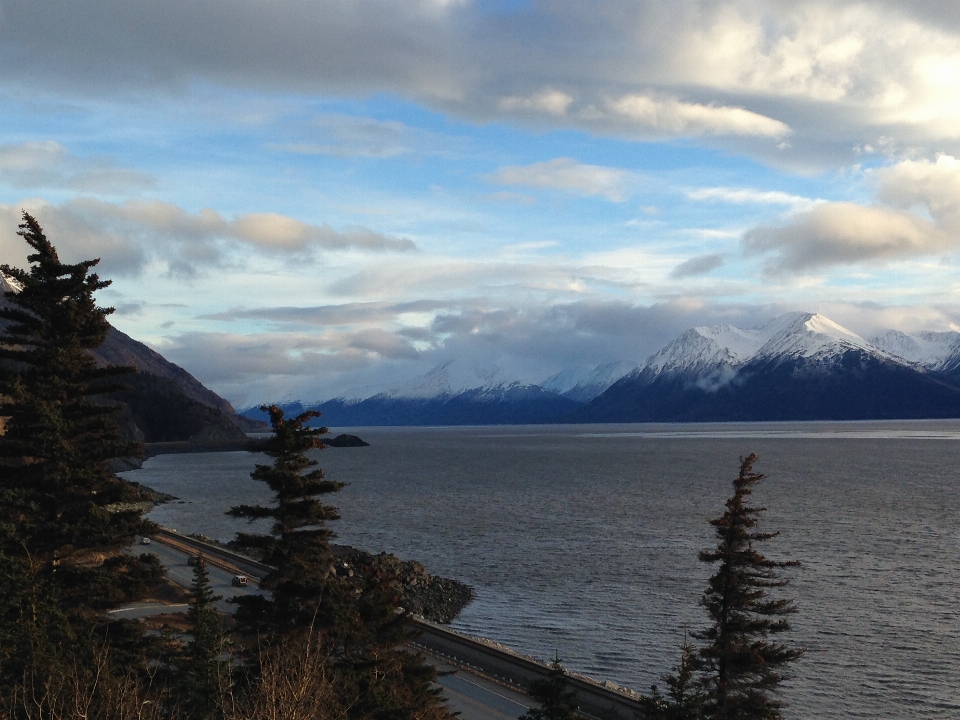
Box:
left=8, top=1, right=960, bottom=158
left=742, top=201, right=953, bottom=273
left=0, top=141, right=151, bottom=192
left=489, top=158, right=635, bottom=202
left=687, top=186, right=815, bottom=207
left=0, top=198, right=416, bottom=277
left=270, top=114, right=413, bottom=158
left=598, top=94, right=790, bottom=138
left=875, top=154, right=960, bottom=232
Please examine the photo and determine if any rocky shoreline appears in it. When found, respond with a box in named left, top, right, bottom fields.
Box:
left=182, top=532, right=474, bottom=625
left=330, top=544, right=474, bottom=624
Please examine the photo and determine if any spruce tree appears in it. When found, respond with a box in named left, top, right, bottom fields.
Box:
left=0, top=213, right=160, bottom=707
left=693, top=454, right=802, bottom=720
left=179, top=555, right=226, bottom=720
left=228, top=404, right=343, bottom=632
left=0, top=213, right=148, bottom=594
left=230, top=405, right=452, bottom=720
left=640, top=640, right=705, bottom=720
left=519, top=655, right=578, bottom=720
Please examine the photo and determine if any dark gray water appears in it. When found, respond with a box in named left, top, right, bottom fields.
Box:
left=123, top=421, right=960, bottom=719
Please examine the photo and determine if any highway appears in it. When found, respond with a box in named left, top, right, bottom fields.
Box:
left=125, top=535, right=533, bottom=720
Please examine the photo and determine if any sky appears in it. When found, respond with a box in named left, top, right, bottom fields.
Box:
left=2, top=0, right=960, bottom=407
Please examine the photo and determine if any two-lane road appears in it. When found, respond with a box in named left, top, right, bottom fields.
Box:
left=124, top=537, right=533, bottom=720
left=131, top=539, right=261, bottom=613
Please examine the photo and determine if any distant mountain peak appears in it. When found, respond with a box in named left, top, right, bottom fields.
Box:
left=754, top=312, right=875, bottom=362
left=541, top=361, right=635, bottom=402
left=0, top=271, right=23, bottom=295
left=869, top=328, right=960, bottom=369
left=379, top=359, right=508, bottom=399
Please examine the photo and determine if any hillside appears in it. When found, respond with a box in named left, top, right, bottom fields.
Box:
left=1, top=272, right=260, bottom=443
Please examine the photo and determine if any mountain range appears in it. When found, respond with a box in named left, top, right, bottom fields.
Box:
left=244, top=312, right=960, bottom=426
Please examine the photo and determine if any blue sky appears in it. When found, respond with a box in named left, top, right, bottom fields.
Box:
left=2, top=0, right=960, bottom=406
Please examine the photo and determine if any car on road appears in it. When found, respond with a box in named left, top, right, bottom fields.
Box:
left=232, top=575, right=248, bottom=587
left=140, top=537, right=151, bottom=545
left=187, top=554, right=201, bottom=566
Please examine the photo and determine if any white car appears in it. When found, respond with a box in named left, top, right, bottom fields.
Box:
left=140, top=537, right=151, bottom=545
left=232, top=575, right=248, bottom=587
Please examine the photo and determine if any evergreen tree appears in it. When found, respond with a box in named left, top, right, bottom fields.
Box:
left=229, top=405, right=452, bottom=720
left=640, top=640, right=705, bottom=720
left=0, top=214, right=160, bottom=699
left=228, top=404, right=343, bottom=632
left=178, top=555, right=226, bottom=719
left=0, top=213, right=148, bottom=598
left=519, top=655, right=578, bottom=720
left=693, top=454, right=802, bottom=720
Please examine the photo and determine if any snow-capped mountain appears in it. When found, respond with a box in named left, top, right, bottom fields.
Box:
left=242, top=311, right=960, bottom=426
left=0, top=271, right=23, bottom=295
left=378, top=359, right=510, bottom=399
left=541, top=361, right=635, bottom=402
left=623, top=312, right=887, bottom=393
left=577, top=312, right=960, bottom=422
left=869, top=329, right=960, bottom=372
left=752, top=312, right=881, bottom=362
left=244, top=359, right=581, bottom=427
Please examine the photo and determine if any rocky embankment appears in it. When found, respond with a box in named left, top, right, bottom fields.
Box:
left=331, top=544, right=474, bottom=624
left=214, top=534, right=474, bottom=624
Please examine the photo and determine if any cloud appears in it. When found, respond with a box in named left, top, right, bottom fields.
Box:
left=160, top=328, right=420, bottom=384
left=687, top=187, right=815, bottom=207
left=499, top=89, right=575, bottom=117
left=10, top=1, right=960, bottom=160
left=0, top=141, right=152, bottom=192
left=270, top=114, right=413, bottom=158
left=205, top=299, right=447, bottom=327
left=163, top=298, right=790, bottom=403
left=875, top=154, right=960, bottom=233
left=0, top=198, right=416, bottom=277
left=742, top=201, right=952, bottom=273
left=737, top=153, right=960, bottom=274
left=489, top=158, right=635, bottom=202
left=671, top=253, right=726, bottom=278
left=595, top=94, right=790, bottom=138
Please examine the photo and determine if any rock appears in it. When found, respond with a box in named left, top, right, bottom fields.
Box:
left=325, top=434, right=369, bottom=447
left=331, top=544, right=474, bottom=624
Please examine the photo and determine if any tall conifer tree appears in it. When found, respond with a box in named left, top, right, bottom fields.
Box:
left=179, top=555, right=226, bottom=720
left=228, top=404, right=343, bottom=632
left=694, top=454, right=802, bottom=720
left=0, top=213, right=147, bottom=587
left=230, top=405, right=452, bottom=720
left=0, top=213, right=159, bottom=702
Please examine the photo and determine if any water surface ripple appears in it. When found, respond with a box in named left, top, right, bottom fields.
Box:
left=126, top=421, right=960, bottom=719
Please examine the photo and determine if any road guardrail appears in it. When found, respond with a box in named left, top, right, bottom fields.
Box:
left=153, top=527, right=646, bottom=719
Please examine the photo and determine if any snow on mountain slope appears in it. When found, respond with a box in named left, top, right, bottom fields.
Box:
left=0, top=271, right=23, bottom=295
left=644, top=323, right=764, bottom=376
left=753, top=312, right=880, bottom=362
left=378, top=359, right=509, bottom=399
left=869, top=329, right=960, bottom=368
left=542, top=361, right=635, bottom=402
left=630, top=312, right=904, bottom=393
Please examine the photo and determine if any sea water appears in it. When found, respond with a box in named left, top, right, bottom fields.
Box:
left=122, top=421, right=960, bottom=719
